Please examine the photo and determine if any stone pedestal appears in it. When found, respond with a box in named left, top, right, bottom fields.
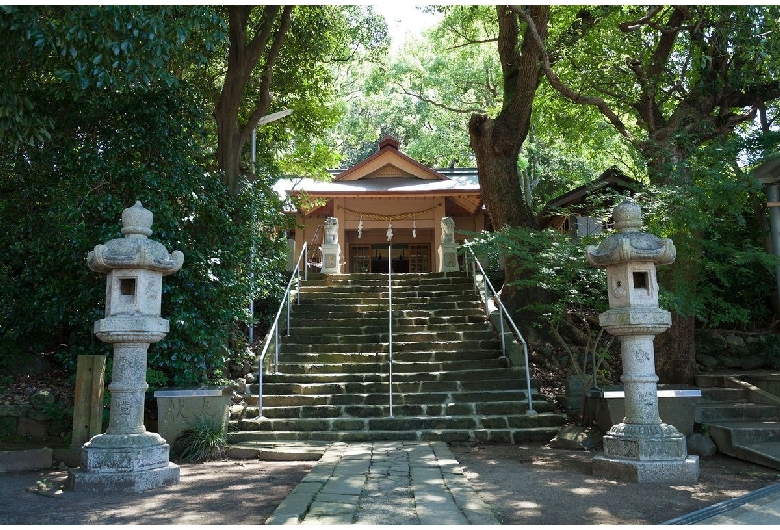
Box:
left=321, top=216, right=341, bottom=274
left=67, top=201, right=184, bottom=493
left=585, top=199, right=699, bottom=484
left=438, top=217, right=459, bottom=272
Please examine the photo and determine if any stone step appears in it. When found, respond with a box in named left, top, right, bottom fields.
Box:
left=253, top=376, right=533, bottom=395
left=737, top=442, right=780, bottom=471
left=299, top=283, right=475, bottom=294
left=695, top=403, right=780, bottom=423
left=288, top=308, right=485, bottom=319
left=286, top=322, right=492, bottom=335
left=699, top=387, right=749, bottom=403
left=233, top=399, right=555, bottom=420
left=302, top=272, right=472, bottom=286
left=707, top=421, right=780, bottom=470
left=292, top=294, right=482, bottom=314
left=269, top=359, right=509, bottom=376
left=230, top=412, right=565, bottom=434
left=227, top=426, right=562, bottom=444
left=277, top=350, right=503, bottom=364
left=281, top=328, right=496, bottom=343
left=244, top=389, right=546, bottom=408
left=273, top=339, right=502, bottom=354
left=289, top=314, right=487, bottom=327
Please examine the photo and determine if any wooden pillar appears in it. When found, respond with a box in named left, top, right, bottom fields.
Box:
left=70, top=355, right=106, bottom=448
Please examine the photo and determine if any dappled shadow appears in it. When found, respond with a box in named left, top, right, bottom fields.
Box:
left=0, top=460, right=314, bottom=525
left=451, top=444, right=780, bottom=525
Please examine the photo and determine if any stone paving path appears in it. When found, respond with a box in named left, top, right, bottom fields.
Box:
left=266, top=441, right=498, bottom=525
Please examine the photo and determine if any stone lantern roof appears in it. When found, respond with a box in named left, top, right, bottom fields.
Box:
left=585, top=198, right=675, bottom=267
left=87, top=202, right=184, bottom=274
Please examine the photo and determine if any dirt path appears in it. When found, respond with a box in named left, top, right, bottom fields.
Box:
left=451, top=444, right=780, bottom=525
left=0, top=460, right=314, bottom=525
left=1, top=444, right=779, bottom=525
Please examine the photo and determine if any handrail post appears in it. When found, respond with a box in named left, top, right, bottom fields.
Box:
left=296, top=260, right=301, bottom=305
left=258, top=363, right=264, bottom=417
left=499, top=306, right=506, bottom=356
left=286, top=295, right=291, bottom=337
left=388, top=243, right=393, bottom=418
left=274, top=323, right=279, bottom=373
left=483, top=274, right=489, bottom=320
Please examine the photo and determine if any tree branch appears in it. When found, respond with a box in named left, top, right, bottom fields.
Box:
left=511, top=6, right=632, bottom=140
left=242, top=6, right=293, bottom=144
left=392, top=82, right=484, bottom=114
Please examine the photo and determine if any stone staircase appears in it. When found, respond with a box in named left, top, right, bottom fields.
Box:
left=695, top=373, right=780, bottom=470
left=228, top=272, right=565, bottom=444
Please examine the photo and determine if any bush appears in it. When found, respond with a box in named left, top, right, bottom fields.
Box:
left=0, top=84, right=288, bottom=386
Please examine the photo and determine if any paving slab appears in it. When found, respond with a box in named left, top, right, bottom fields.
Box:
left=266, top=441, right=499, bottom=525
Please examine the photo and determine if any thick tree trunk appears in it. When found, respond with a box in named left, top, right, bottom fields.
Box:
left=466, top=6, right=550, bottom=333
left=646, top=145, right=700, bottom=385
left=655, top=313, right=697, bottom=384
left=469, top=113, right=551, bottom=332
left=468, top=115, right=538, bottom=231
left=215, top=108, right=243, bottom=194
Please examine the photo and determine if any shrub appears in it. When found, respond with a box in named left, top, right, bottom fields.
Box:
left=170, top=419, right=227, bottom=463
left=0, top=84, right=288, bottom=386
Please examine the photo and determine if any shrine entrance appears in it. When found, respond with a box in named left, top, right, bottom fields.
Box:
left=350, top=242, right=431, bottom=273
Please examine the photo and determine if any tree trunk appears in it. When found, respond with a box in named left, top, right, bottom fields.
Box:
left=468, top=115, right=538, bottom=231
left=655, top=312, right=697, bottom=384
left=646, top=145, right=700, bottom=385
left=469, top=113, right=551, bottom=331
left=466, top=6, right=549, bottom=331
left=215, top=107, right=243, bottom=194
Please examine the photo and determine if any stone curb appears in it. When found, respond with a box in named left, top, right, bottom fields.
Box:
left=0, top=447, right=52, bottom=472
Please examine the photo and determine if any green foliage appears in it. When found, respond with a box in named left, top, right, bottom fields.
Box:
left=465, top=226, right=608, bottom=325
left=639, top=136, right=779, bottom=328
left=761, top=335, right=780, bottom=370
left=170, top=418, right=226, bottom=463
left=1, top=5, right=226, bottom=151
left=0, top=84, right=287, bottom=385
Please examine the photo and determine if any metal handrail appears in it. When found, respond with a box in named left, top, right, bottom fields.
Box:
left=307, top=224, right=323, bottom=273
left=387, top=243, right=394, bottom=417
left=464, top=244, right=537, bottom=415
left=257, top=242, right=308, bottom=417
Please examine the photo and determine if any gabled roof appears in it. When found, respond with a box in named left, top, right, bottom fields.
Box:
left=334, top=136, right=448, bottom=181
left=753, top=153, right=780, bottom=185
left=273, top=136, right=482, bottom=214
left=542, top=167, right=640, bottom=211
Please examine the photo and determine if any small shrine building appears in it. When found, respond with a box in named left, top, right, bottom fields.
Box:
left=275, top=136, right=486, bottom=273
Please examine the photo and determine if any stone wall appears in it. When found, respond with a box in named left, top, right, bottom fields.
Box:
left=695, top=330, right=780, bottom=372
left=0, top=390, right=70, bottom=443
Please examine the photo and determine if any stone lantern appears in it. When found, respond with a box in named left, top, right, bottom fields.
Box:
left=67, top=201, right=184, bottom=492
left=320, top=216, right=341, bottom=274
left=585, top=198, right=699, bottom=483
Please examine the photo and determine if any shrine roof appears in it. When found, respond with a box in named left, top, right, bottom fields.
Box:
left=274, top=170, right=479, bottom=198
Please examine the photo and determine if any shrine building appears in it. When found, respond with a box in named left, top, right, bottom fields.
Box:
left=274, top=136, right=486, bottom=273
